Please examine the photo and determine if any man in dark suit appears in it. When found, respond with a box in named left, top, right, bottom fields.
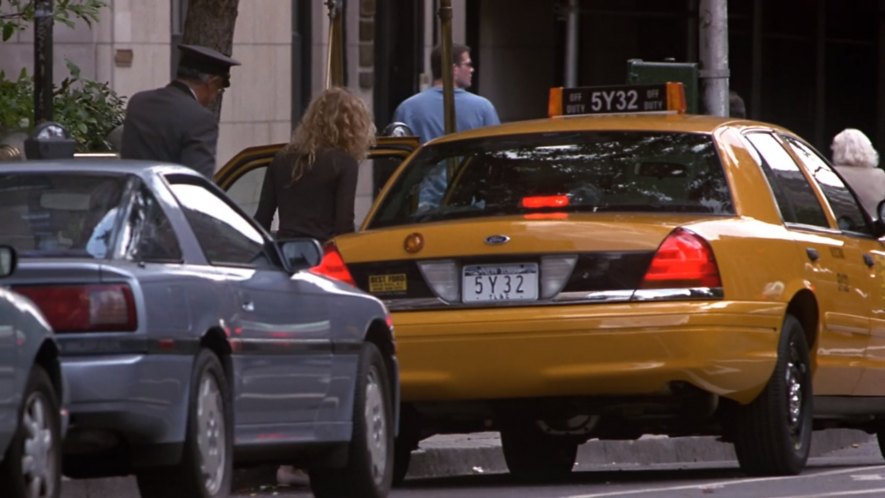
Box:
left=121, top=44, right=240, bottom=178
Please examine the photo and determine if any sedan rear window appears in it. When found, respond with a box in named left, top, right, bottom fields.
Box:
left=0, top=173, right=127, bottom=258
left=368, top=131, right=733, bottom=228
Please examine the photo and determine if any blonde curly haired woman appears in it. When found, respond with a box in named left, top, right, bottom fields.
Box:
left=255, top=87, right=376, bottom=241
left=831, top=128, right=885, bottom=220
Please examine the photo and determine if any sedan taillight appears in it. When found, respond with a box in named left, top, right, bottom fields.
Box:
left=310, top=243, right=356, bottom=286
left=13, top=284, right=137, bottom=333
left=639, top=228, right=721, bottom=289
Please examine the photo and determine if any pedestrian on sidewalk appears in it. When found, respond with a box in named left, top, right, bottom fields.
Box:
left=121, top=44, right=240, bottom=178
left=393, top=43, right=500, bottom=211
left=830, top=127, right=885, bottom=220
left=253, top=87, right=376, bottom=242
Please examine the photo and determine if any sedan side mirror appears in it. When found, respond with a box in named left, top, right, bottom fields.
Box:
left=0, top=245, right=17, bottom=277
left=278, top=238, right=323, bottom=272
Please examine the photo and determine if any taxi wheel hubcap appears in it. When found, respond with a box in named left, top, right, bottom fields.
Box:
left=196, top=373, right=226, bottom=495
left=785, top=338, right=807, bottom=441
left=21, top=391, right=56, bottom=498
left=363, top=366, right=387, bottom=485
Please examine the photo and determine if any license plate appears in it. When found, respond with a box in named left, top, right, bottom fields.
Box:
left=369, top=273, right=407, bottom=293
left=462, top=263, right=538, bottom=303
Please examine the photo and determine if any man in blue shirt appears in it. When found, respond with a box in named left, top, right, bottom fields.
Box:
left=393, top=44, right=500, bottom=211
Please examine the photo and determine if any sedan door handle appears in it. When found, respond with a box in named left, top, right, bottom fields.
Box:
left=805, top=248, right=819, bottom=262
left=864, top=254, right=875, bottom=268
left=241, top=301, right=254, bottom=312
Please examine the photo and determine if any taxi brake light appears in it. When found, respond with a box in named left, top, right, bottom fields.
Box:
left=310, top=243, right=356, bottom=286
left=14, top=284, right=137, bottom=333
left=639, top=228, right=721, bottom=289
left=522, top=195, right=569, bottom=209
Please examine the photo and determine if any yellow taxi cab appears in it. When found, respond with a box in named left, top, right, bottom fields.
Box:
left=220, top=83, right=885, bottom=480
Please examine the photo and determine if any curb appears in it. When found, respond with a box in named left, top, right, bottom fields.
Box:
left=403, top=428, right=876, bottom=479
left=60, top=428, right=876, bottom=496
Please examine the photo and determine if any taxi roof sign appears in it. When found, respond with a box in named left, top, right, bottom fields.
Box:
left=548, top=82, right=687, bottom=118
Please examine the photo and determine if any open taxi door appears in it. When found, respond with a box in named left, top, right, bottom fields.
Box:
left=214, top=135, right=420, bottom=220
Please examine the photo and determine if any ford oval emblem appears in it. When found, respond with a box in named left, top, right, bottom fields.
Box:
left=484, top=234, right=510, bottom=246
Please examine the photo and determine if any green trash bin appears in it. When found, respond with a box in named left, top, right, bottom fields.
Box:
left=626, top=59, right=699, bottom=114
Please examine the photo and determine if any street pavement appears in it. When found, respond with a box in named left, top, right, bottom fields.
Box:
left=60, top=428, right=876, bottom=497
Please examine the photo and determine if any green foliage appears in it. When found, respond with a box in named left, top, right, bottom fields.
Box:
left=0, top=68, right=32, bottom=130
left=1, top=0, right=105, bottom=41
left=0, top=60, right=126, bottom=152
left=1, top=0, right=122, bottom=151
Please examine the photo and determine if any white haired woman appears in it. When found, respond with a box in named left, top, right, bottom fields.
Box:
left=831, top=128, right=885, bottom=220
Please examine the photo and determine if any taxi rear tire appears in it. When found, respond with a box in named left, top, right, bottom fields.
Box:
left=500, top=418, right=578, bottom=480
left=732, top=315, right=812, bottom=476
left=310, top=342, right=394, bottom=498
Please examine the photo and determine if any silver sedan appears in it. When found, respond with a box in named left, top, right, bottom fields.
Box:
left=0, top=161, right=398, bottom=498
left=0, top=245, right=65, bottom=498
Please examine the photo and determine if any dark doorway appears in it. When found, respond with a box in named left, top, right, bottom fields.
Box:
left=292, top=1, right=312, bottom=126
left=374, top=0, right=423, bottom=129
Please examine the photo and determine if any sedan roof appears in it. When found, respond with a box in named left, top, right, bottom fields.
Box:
left=0, top=159, right=203, bottom=178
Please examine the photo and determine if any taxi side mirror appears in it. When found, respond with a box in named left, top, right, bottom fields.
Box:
left=278, top=238, right=323, bottom=272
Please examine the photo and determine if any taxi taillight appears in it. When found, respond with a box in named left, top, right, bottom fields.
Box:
left=310, top=243, right=356, bottom=286
left=522, top=195, right=569, bottom=209
left=13, top=284, right=137, bottom=333
left=639, top=228, right=721, bottom=289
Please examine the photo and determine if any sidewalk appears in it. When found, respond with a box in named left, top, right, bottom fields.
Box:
left=61, top=428, right=876, bottom=497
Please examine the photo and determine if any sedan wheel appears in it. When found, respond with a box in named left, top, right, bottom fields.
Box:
left=733, top=314, right=812, bottom=476
left=0, top=365, right=61, bottom=498
left=310, top=343, right=394, bottom=498
left=137, top=349, right=232, bottom=498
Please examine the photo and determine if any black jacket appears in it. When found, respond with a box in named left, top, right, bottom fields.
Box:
left=120, top=81, right=218, bottom=178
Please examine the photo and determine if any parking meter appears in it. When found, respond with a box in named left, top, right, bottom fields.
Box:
left=24, top=121, right=76, bottom=159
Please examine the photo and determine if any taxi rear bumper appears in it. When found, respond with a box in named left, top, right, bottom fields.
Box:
left=393, top=300, right=785, bottom=405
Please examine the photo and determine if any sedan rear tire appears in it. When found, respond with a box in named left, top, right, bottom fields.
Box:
left=0, top=365, right=61, bottom=498
left=137, top=349, right=232, bottom=498
left=732, top=314, right=812, bottom=476
left=310, top=342, right=394, bottom=498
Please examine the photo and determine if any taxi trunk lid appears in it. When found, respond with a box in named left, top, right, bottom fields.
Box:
left=333, top=213, right=723, bottom=307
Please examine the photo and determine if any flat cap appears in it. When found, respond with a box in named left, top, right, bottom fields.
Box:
left=178, top=44, right=241, bottom=78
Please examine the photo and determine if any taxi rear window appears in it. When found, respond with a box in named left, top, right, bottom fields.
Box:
left=368, top=131, right=733, bottom=228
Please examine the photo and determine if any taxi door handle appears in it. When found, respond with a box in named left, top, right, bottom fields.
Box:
left=805, top=248, right=819, bottom=262
left=864, top=254, right=875, bottom=268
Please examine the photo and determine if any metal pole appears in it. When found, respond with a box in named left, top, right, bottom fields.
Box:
left=698, top=0, right=729, bottom=116
left=325, top=0, right=343, bottom=88
left=438, top=0, right=455, bottom=135
left=564, top=0, right=579, bottom=87
left=34, top=0, right=54, bottom=124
